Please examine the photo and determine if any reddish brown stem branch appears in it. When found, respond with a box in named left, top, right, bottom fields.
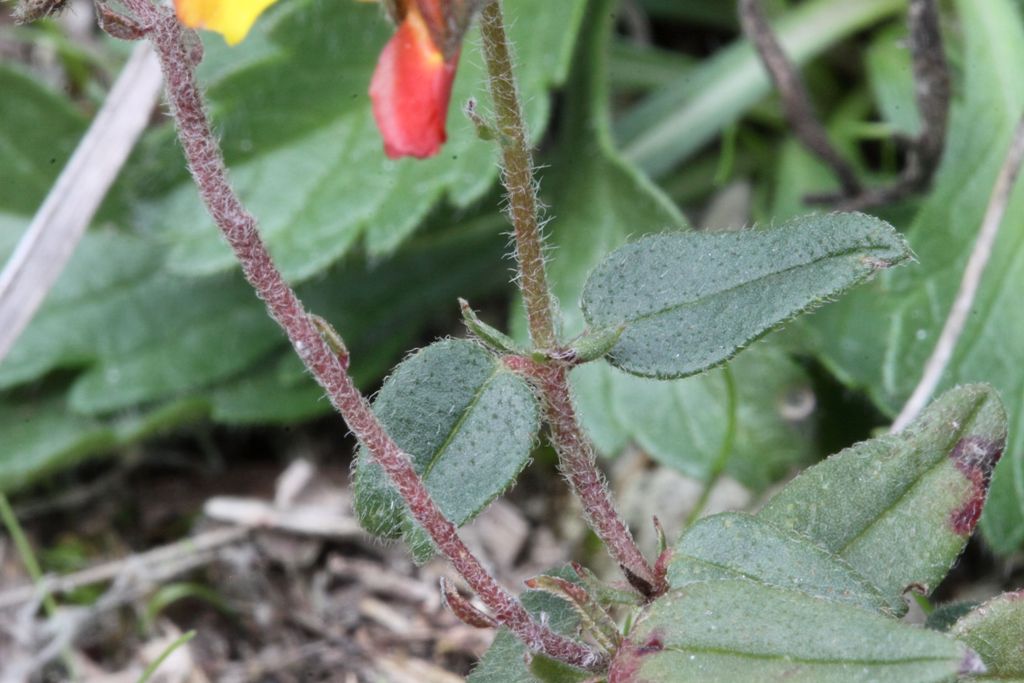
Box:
left=478, top=2, right=556, bottom=349
left=906, top=0, right=950, bottom=179
left=827, top=0, right=950, bottom=211
left=125, top=2, right=599, bottom=669
left=479, top=1, right=659, bottom=595
left=739, top=0, right=862, bottom=196
left=743, top=0, right=950, bottom=211
left=506, top=358, right=664, bottom=596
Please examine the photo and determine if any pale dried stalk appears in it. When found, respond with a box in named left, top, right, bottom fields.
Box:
left=892, top=116, right=1024, bottom=432
left=0, top=42, right=162, bottom=362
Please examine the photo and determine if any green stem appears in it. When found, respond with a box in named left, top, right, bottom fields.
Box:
left=478, top=1, right=557, bottom=349
left=137, top=630, right=196, bottom=683
left=685, top=366, right=738, bottom=528
left=0, top=493, right=58, bottom=616
left=479, top=1, right=660, bottom=595
left=0, top=493, right=78, bottom=676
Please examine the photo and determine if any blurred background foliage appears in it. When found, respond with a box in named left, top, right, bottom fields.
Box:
left=2, top=0, right=1024, bottom=552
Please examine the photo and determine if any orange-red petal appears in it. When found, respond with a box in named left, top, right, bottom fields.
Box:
left=369, top=6, right=459, bottom=159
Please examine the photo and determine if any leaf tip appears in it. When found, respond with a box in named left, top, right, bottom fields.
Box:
left=923, top=384, right=1007, bottom=536
left=949, top=434, right=1005, bottom=535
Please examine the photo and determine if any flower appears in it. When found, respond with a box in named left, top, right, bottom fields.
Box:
left=173, top=0, right=469, bottom=159
left=175, top=0, right=279, bottom=45
left=369, top=1, right=460, bottom=159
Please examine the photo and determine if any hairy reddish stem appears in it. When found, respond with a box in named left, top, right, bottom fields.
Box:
left=126, top=2, right=599, bottom=669
left=478, top=2, right=556, bottom=349
left=505, top=357, right=664, bottom=596
left=480, top=2, right=659, bottom=595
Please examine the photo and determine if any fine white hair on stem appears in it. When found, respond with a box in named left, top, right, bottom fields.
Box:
left=891, top=115, right=1024, bottom=432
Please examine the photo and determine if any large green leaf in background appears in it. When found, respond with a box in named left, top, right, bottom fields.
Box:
left=0, top=65, right=85, bottom=215
left=790, top=0, right=1024, bottom=552
left=0, top=206, right=510, bottom=490
left=1, top=0, right=588, bottom=490
left=522, top=0, right=814, bottom=491
left=136, top=0, right=586, bottom=282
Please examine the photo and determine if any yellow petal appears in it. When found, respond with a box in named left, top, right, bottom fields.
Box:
left=175, top=0, right=279, bottom=45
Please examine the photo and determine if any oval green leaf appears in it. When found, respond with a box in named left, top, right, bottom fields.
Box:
left=580, top=212, right=910, bottom=379
left=759, top=385, right=1007, bottom=610
left=353, top=339, right=540, bottom=561
left=609, top=580, right=971, bottom=682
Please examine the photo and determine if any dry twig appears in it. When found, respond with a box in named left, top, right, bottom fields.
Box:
left=739, top=0, right=951, bottom=211
left=0, top=526, right=248, bottom=611
left=738, top=0, right=861, bottom=195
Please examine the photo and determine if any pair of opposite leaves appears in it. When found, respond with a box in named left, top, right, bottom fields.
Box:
left=175, top=0, right=486, bottom=158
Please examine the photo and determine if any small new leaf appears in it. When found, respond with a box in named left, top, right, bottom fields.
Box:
left=525, top=575, right=621, bottom=654
left=580, top=212, right=911, bottom=379
left=440, top=578, right=497, bottom=629
left=459, top=298, right=522, bottom=354
left=568, top=325, right=624, bottom=364
left=469, top=566, right=585, bottom=683
left=464, top=99, right=499, bottom=142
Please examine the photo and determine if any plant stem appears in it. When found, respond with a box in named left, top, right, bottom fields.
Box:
left=0, top=493, right=57, bottom=616
left=620, top=0, right=905, bottom=177
left=125, top=4, right=599, bottom=669
left=479, top=2, right=660, bottom=595
left=137, top=630, right=196, bottom=683
left=537, top=363, right=663, bottom=595
left=478, top=1, right=556, bottom=349
left=739, top=0, right=862, bottom=195
left=0, top=493, right=77, bottom=677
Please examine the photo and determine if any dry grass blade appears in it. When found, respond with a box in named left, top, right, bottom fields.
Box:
left=0, top=526, right=248, bottom=611
left=892, top=115, right=1024, bottom=431
left=0, top=41, right=162, bottom=362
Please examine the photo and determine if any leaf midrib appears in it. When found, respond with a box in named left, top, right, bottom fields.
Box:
left=656, top=643, right=960, bottom=667
left=609, top=244, right=889, bottom=326
left=419, top=361, right=503, bottom=483
left=833, top=395, right=987, bottom=557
